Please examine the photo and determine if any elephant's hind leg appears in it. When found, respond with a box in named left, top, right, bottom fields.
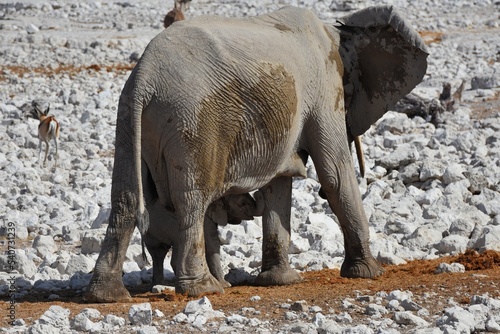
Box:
left=84, top=223, right=135, bottom=302
left=254, top=176, right=302, bottom=286
left=175, top=198, right=225, bottom=296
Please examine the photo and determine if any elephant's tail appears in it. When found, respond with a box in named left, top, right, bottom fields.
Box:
left=131, top=82, right=151, bottom=255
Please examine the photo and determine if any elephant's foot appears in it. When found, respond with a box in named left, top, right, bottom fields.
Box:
left=254, top=266, right=302, bottom=286
left=341, top=255, right=384, bottom=278
left=176, top=273, right=225, bottom=297
left=220, top=279, right=232, bottom=288
left=84, top=274, right=131, bottom=303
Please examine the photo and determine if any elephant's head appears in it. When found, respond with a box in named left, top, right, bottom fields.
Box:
left=206, top=191, right=265, bottom=226
left=335, top=5, right=429, bottom=138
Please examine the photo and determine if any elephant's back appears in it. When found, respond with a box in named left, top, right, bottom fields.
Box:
left=146, top=6, right=328, bottom=76
left=137, top=5, right=334, bottom=117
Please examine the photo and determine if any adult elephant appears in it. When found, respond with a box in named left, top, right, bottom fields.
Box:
left=85, top=5, right=427, bottom=302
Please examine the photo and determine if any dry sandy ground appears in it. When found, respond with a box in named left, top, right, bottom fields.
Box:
left=1, top=250, right=499, bottom=330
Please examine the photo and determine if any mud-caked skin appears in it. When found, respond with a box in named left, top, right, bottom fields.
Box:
left=85, top=5, right=427, bottom=302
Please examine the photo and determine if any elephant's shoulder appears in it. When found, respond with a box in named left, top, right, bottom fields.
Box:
left=253, top=6, right=323, bottom=33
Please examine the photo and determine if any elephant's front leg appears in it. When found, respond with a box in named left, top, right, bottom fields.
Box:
left=147, top=242, right=170, bottom=287
left=313, top=149, right=384, bottom=279
left=255, top=176, right=302, bottom=286
left=175, top=206, right=225, bottom=296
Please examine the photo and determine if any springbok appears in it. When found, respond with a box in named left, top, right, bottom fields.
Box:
left=164, top=0, right=191, bottom=28
left=31, top=104, right=60, bottom=167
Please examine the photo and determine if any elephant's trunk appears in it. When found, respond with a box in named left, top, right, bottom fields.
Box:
left=253, top=190, right=265, bottom=217
left=353, top=136, right=365, bottom=177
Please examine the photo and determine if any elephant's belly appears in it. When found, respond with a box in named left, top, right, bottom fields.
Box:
left=225, top=151, right=307, bottom=194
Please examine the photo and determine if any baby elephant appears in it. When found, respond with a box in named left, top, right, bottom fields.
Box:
left=144, top=191, right=264, bottom=288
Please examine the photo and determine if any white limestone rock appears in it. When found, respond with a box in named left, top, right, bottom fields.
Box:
left=473, top=225, right=500, bottom=252
left=184, top=296, right=225, bottom=321
left=129, top=303, right=152, bottom=326
left=65, top=253, right=95, bottom=276
left=434, top=262, right=466, bottom=274
left=81, top=228, right=106, bottom=254
left=393, top=311, right=430, bottom=327
left=32, top=235, right=58, bottom=258
left=401, top=226, right=442, bottom=252
left=435, top=235, right=469, bottom=254
left=38, top=305, right=71, bottom=329
left=137, top=325, right=159, bottom=334
left=71, top=313, right=95, bottom=332
left=437, top=306, right=477, bottom=333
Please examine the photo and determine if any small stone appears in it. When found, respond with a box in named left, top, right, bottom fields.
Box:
left=137, top=325, right=159, bottom=334
left=366, top=303, right=389, bottom=316
left=310, top=305, right=323, bottom=313
left=434, top=262, right=466, bottom=274
left=290, top=300, right=308, bottom=312
left=473, top=226, right=500, bottom=252
left=173, top=313, right=188, bottom=323
left=357, top=295, right=374, bottom=303
left=284, top=311, right=298, bottom=320
left=436, top=306, right=476, bottom=332
left=151, top=285, right=174, bottom=293
left=377, top=252, right=407, bottom=266
left=128, top=303, right=152, bottom=326
left=38, top=305, right=71, bottom=329
left=32, top=235, right=58, bottom=258
left=80, top=308, right=101, bottom=320
left=435, top=235, right=469, bottom=254
left=102, top=314, right=125, bottom=327
left=393, top=311, right=430, bottom=326
left=401, top=299, right=423, bottom=311
left=12, top=319, right=25, bottom=326
left=449, top=218, right=475, bottom=237
left=91, top=206, right=111, bottom=228
left=250, top=295, right=261, bottom=302
left=71, top=313, right=95, bottom=332
left=26, top=23, right=39, bottom=34
left=65, top=254, right=95, bottom=275
left=81, top=228, right=106, bottom=254
left=443, top=164, right=466, bottom=184
left=486, top=319, right=500, bottom=332
left=387, top=290, right=413, bottom=302
left=226, top=314, right=248, bottom=324
left=184, top=296, right=213, bottom=315
left=153, top=309, right=165, bottom=318
left=471, top=76, right=497, bottom=89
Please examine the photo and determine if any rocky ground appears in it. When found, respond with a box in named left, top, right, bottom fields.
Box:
left=0, top=0, right=499, bottom=333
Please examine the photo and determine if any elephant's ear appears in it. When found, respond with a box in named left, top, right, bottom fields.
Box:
left=336, top=5, right=428, bottom=137
left=206, top=200, right=228, bottom=226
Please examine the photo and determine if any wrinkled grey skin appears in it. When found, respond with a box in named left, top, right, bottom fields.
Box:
left=85, top=5, right=427, bottom=302
left=145, top=192, right=264, bottom=288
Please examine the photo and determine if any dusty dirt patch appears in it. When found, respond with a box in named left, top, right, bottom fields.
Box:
left=2, top=250, right=499, bottom=330
left=469, top=90, right=500, bottom=120
left=0, top=63, right=135, bottom=81
left=419, top=30, right=444, bottom=45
